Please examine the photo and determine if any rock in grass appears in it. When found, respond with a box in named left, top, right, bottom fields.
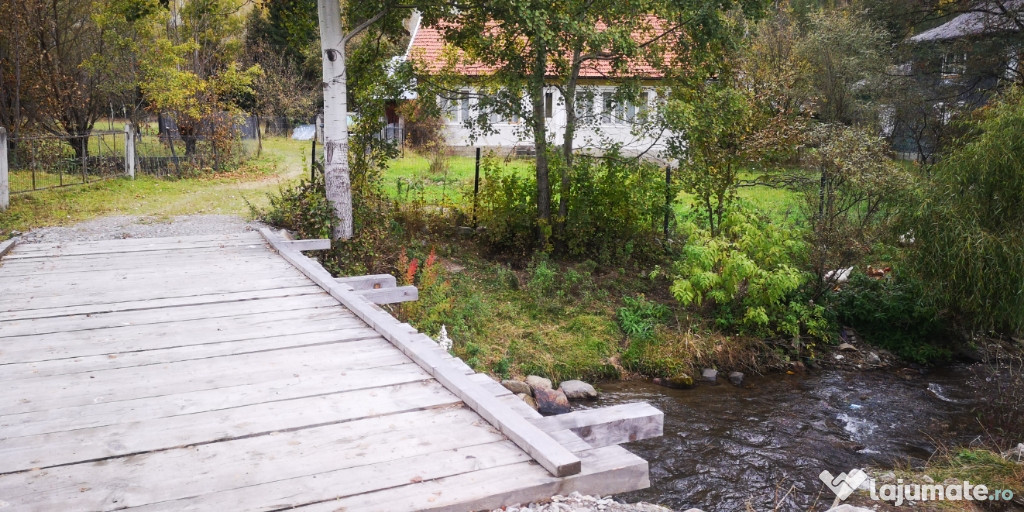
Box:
left=558, top=380, right=598, bottom=400
left=728, top=371, right=744, bottom=387
left=502, top=379, right=531, bottom=396
left=702, top=368, right=718, bottom=383
left=534, top=387, right=571, bottom=416
left=517, top=393, right=538, bottom=410
left=525, top=375, right=552, bottom=392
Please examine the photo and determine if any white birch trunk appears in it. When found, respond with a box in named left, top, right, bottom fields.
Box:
left=318, top=0, right=353, bottom=240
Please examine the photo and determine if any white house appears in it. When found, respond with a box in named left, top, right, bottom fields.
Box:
left=403, top=16, right=671, bottom=158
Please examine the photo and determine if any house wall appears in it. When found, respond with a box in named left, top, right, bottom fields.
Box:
left=437, top=85, right=670, bottom=159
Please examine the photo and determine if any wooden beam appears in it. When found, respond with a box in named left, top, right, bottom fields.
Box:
left=336, top=274, right=397, bottom=290
left=356, top=285, right=417, bottom=304
left=278, top=239, right=331, bottom=251
left=0, top=237, right=17, bottom=259
left=258, top=227, right=583, bottom=478
left=529, top=402, right=664, bottom=449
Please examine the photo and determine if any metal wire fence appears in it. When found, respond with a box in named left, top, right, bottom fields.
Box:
left=2, top=115, right=261, bottom=197
left=6, top=131, right=127, bottom=194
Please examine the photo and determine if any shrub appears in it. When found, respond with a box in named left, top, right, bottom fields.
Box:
left=911, top=87, right=1024, bottom=337
left=669, top=207, right=831, bottom=348
left=830, top=270, right=950, bottom=364
left=616, top=294, right=669, bottom=340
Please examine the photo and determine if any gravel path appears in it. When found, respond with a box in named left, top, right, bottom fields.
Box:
left=12, top=214, right=266, bottom=244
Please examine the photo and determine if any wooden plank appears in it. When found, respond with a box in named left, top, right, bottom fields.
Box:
left=4, top=237, right=265, bottom=260
left=0, top=306, right=356, bottom=364
left=356, top=285, right=418, bottom=304
left=278, top=239, right=331, bottom=251
left=0, top=275, right=315, bottom=308
left=0, top=260, right=297, bottom=287
left=529, top=402, right=664, bottom=449
left=0, top=407, right=503, bottom=511
left=289, top=445, right=650, bottom=512
left=259, top=227, right=584, bottom=477
left=0, top=293, right=340, bottom=338
left=1, top=362, right=430, bottom=439
left=0, top=237, right=16, bottom=259
left=1, top=340, right=406, bottom=415
left=0, top=379, right=459, bottom=474
left=8, top=232, right=263, bottom=253
left=128, top=440, right=532, bottom=512
left=0, top=322, right=377, bottom=381
left=335, top=273, right=397, bottom=290
left=0, top=285, right=323, bottom=322
left=0, top=250, right=291, bottom=277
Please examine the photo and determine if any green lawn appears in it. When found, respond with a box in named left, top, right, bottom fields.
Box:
left=383, top=151, right=533, bottom=204
left=0, top=136, right=309, bottom=236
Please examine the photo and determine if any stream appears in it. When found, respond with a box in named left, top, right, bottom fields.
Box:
left=593, top=367, right=988, bottom=511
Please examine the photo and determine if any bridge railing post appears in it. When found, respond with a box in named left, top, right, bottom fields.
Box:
left=1, top=127, right=9, bottom=211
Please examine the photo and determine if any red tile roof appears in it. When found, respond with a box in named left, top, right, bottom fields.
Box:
left=407, top=21, right=672, bottom=79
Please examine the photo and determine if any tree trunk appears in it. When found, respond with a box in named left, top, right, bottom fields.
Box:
left=557, top=48, right=583, bottom=245
left=531, top=44, right=550, bottom=245
left=318, top=0, right=353, bottom=240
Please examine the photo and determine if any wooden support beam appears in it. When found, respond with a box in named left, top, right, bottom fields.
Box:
left=278, top=239, right=331, bottom=251
left=0, top=237, right=17, bottom=260
left=336, top=273, right=397, bottom=290
left=258, top=227, right=583, bottom=478
left=529, top=402, right=663, bottom=449
left=356, top=285, right=418, bottom=304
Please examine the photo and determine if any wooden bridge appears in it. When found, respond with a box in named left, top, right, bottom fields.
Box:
left=0, top=229, right=661, bottom=511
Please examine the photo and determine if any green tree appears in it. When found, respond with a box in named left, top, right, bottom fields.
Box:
left=141, top=0, right=261, bottom=155
left=421, top=0, right=766, bottom=246
left=911, top=87, right=1024, bottom=336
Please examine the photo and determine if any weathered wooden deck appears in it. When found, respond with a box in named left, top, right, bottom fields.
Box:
left=0, top=231, right=658, bottom=511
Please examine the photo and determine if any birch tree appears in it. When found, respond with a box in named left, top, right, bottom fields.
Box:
left=317, top=0, right=401, bottom=240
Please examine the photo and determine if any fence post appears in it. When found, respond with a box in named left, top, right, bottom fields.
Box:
left=124, top=123, right=136, bottom=179
left=0, top=127, right=8, bottom=211
left=473, top=147, right=481, bottom=227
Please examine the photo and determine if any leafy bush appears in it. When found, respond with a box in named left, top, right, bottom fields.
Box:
left=476, top=156, right=539, bottom=261
left=830, top=271, right=950, bottom=364
left=911, top=87, right=1024, bottom=336
left=616, top=294, right=669, bottom=340
left=669, top=207, right=831, bottom=346
left=257, top=173, right=333, bottom=239
left=476, top=151, right=677, bottom=265
left=557, top=152, right=677, bottom=264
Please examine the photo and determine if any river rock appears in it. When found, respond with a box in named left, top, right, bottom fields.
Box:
left=502, top=379, right=532, bottom=396
left=517, top=392, right=538, bottom=410
left=839, top=342, right=858, bottom=352
left=702, top=368, right=718, bottom=383
left=534, top=388, right=571, bottom=416
left=655, top=373, right=694, bottom=389
left=559, top=380, right=598, bottom=400
left=525, top=375, right=553, bottom=392
left=865, top=351, right=881, bottom=365
left=728, top=371, right=744, bottom=387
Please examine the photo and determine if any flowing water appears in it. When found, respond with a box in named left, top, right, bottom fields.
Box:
left=593, top=368, right=988, bottom=511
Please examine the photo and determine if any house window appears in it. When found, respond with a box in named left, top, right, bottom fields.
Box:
left=602, top=91, right=625, bottom=125
left=575, top=88, right=594, bottom=118
left=545, top=92, right=553, bottom=118
left=460, top=94, right=471, bottom=123
left=941, top=52, right=967, bottom=76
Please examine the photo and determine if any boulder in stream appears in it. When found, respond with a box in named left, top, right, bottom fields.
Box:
left=534, top=387, right=571, bottom=416
left=559, top=380, right=598, bottom=400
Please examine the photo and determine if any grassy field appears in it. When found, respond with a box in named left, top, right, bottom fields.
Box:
left=384, top=150, right=806, bottom=224
left=0, top=136, right=309, bottom=236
